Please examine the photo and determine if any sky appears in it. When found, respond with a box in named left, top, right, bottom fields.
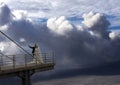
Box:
left=1, top=0, right=120, bottom=85
left=2, top=0, right=120, bottom=26
left=0, top=0, right=120, bottom=70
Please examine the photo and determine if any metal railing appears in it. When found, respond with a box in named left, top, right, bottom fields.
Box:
left=0, top=52, right=55, bottom=71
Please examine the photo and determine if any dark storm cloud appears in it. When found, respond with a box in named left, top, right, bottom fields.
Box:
left=45, top=13, right=120, bottom=68
left=0, top=4, right=120, bottom=69
left=0, top=3, right=11, bottom=26
left=1, top=4, right=120, bottom=85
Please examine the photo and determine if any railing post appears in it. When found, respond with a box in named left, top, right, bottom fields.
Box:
left=25, top=54, right=27, bottom=67
left=44, top=53, right=46, bottom=64
left=52, top=52, right=55, bottom=63
left=1, top=55, right=3, bottom=70
left=13, top=55, right=16, bottom=69
left=35, top=54, right=37, bottom=65
left=0, top=56, right=2, bottom=71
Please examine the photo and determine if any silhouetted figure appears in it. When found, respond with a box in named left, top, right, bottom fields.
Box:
left=29, top=44, right=38, bottom=56
left=29, top=44, right=43, bottom=64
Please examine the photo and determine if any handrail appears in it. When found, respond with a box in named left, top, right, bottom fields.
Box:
left=0, top=52, right=55, bottom=71
left=0, top=53, right=13, bottom=60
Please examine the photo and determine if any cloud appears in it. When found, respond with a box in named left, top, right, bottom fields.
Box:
left=12, top=10, right=28, bottom=20
left=47, top=16, right=74, bottom=35
left=0, top=4, right=34, bottom=55
left=109, top=32, right=117, bottom=40
left=109, top=30, right=120, bottom=40
left=5, top=0, right=120, bottom=19
left=0, top=2, right=120, bottom=83
left=82, top=12, right=103, bottom=28
left=19, top=38, right=26, bottom=42
left=0, top=41, right=21, bottom=55
left=0, top=25, right=8, bottom=31
left=0, top=3, right=12, bottom=26
left=1, top=4, right=120, bottom=69
left=82, top=11, right=110, bottom=39
left=3, top=0, right=120, bottom=30
left=45, top=12, right=120, bottom=68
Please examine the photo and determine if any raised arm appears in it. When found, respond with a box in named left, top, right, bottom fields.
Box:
left=28, top=45, right=34, bottom=49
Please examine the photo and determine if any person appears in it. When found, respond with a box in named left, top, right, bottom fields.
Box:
left=29, top=44, right=43, bottom=64
left=29, top=44, right=38, bottom=56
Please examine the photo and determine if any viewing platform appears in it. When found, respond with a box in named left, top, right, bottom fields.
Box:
left=0, top=30, right=55, bottom=85
left=0, top=52, right=55, bottom=85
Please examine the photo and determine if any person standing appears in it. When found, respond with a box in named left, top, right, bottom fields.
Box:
left=29, top=44, right=43, bottom=64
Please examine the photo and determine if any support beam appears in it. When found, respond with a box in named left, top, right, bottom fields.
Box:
left=22, top=70, right=31, bottom=85
left=18, top=70, right=32, bottom=85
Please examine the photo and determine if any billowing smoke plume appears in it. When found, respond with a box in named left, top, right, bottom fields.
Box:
left=0, top=3, right=120, bottom=69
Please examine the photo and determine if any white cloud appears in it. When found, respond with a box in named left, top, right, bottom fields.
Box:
left=0, top=25, right=8, bottom=31
left=109, top=30, right=120, bottom=40
left=47, top=16, right=73, bottom=35
left=19, top=38, right=25, bottom=42
left=12, top=10, right=27, bottom=20
left=0, top=41, right=20, bottom=55
left=109, top=32, right=116, bottom=40
left=82, top=12, right=102, bottom=28
left=76, top=25, right=84, bottom=31
left=1, top=0, right=119, bottom=27
left=5, top=0, right=120, bottom=19
left=0, top=0, right=10, bottom=4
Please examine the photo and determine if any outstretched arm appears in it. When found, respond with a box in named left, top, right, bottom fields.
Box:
left=28, top=45, right=34, bottom=49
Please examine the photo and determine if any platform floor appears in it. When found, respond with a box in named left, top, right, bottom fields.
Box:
left=0, top=62, right=55, bottom=77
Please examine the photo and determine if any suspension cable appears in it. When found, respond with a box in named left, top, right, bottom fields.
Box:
left=0, top=31, right=33, bottom=58
left=0, top=52, right=13, bottom=60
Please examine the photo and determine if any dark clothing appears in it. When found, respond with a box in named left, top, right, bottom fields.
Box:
left=29, top=44, right=39, bottom=56
left=29, top=46, right=35, bottom=54
left=29, top=45, right=36, bottom=56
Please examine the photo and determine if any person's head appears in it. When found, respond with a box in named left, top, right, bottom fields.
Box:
left=35, top=43, right=38, bottom=48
